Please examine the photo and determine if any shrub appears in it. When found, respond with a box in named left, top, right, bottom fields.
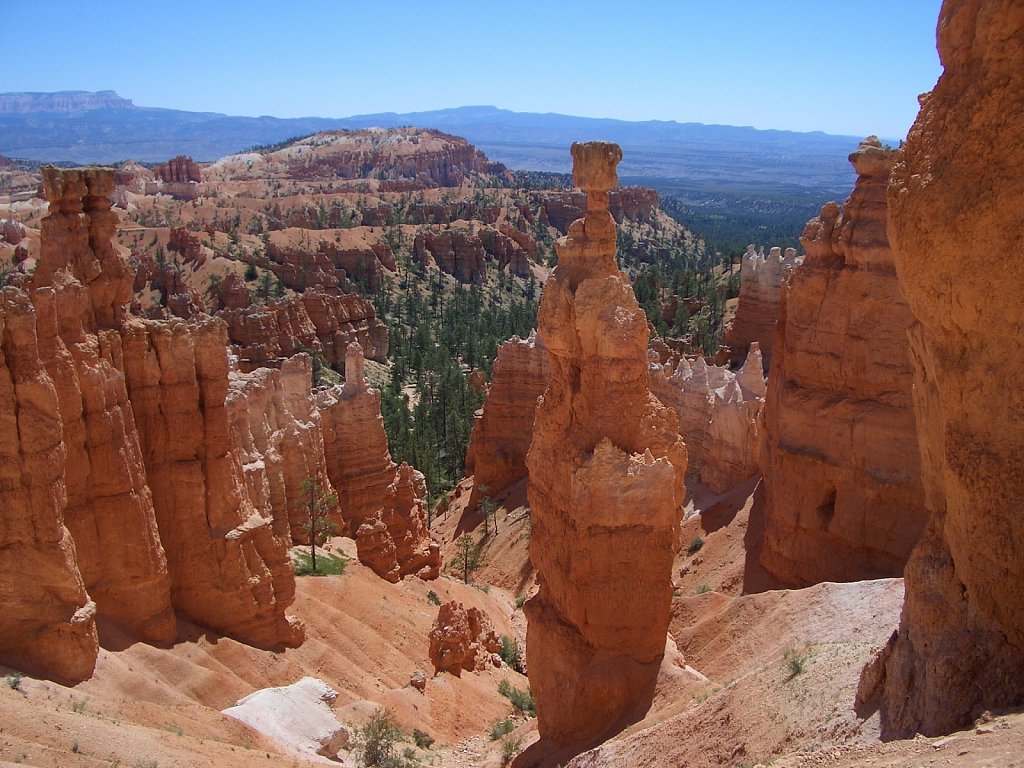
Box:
left=498, top=680, right=535, bottom=717
left=412, top=729, right=434, bottom=749
left=687, top=535, right=704, bottom=555
left=356, top=707, right=403, bottom=767
left=294, top=550, right=347, bottom=577
left=784, top=648, right=805, bottom=681
left=4, top=673, right=22, bottom=691
left=489, top=718, right=514, bottom=741
left=499, top=635, right=524, bottom=673
left=426, top=590, right=441, bottom=606
left=514, top=594, right=526, bottom=610
left=501, top=735, right=523, bottom=765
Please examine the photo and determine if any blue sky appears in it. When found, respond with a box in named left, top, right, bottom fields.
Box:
left=7, top=0, right=943, bottom=138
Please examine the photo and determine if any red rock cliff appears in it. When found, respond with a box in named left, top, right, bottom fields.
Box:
left=464, top=330, right=549, bottom=506
left=864, top=0, right=1024, bottom=737
left=758, top=139, right=929, bottom=587
left=524, top=143, right=686, bottom=750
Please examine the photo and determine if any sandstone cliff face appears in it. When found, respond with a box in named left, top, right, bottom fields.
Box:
left=220, top=289, right=387, bottom=371
left=525, top=143, right=686, bottom=749
left=413, top=229, right=487, bottom=283
left=153, top=155, right=202, bottom=184
left=317, top=344, right=440, bottom=581
left=541, top=187, right=659, bottom=233
left=759, top=139, right=929, bottom=587
left=30, top=167, right=175, bottom=645
left=428, top=601, right=502, bottom=676
left=464, top=331, right=549, bottom=506
left=122, top=317, right=304, bottom=649
left=227, top=355, right=338, bottom=544
left=723, top=245, right=802, bottom=368
left=649, top=345, right=766, bottom=492
left=866, top=0, right=1024, bottom=737
left=0, top=287, right=98, bottom=683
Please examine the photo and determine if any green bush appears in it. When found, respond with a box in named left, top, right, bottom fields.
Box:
left=426, top=590, right=441, bottom=606
left=294, top=550, right=347, bottom=577
left=4, top=673, right=22, bottom=691
left=499, top=635, right=524, bottom=673
left=489, top=718, right=514, bottom=741
left=356, top=707, right=404, bottom=767
left=687, top=535, right=704, bottom=555
left=501, top=735, right=523, bottom=766
left=497, top=680, right=536, bottom=717
left=412, top=729, right=434, bottom=749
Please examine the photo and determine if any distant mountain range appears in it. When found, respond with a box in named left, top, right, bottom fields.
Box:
left=0, top=91, right=861, bottom=193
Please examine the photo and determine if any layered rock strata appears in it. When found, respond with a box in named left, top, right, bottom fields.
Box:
left=525, top=143, right=687, bottom=749
left=723, top=245, right=802, bottom=368
left=866, top=0, right=1024, bottom=737
left=464, top=330, right=549, bottom=506
left=649, top=344, right=766, bottom=492
left=317, top=343, right=440, bottom=581
left=221, top=289, right=387, bottom=371
left=759, top=138, right=928, bottom=587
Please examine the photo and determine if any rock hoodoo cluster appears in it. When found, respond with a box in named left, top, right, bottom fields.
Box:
left=723, top=245, right=802, bottom=368
left=428, top=600, right=502, bottom=676
left=649, top=343, right=766, bottom=492
left=524, top=142, right=687, bottom=749
left=316, top=342, right=440, bottom=582
left=864, top=0, right=1024, bottom=737
left=758, top=138, right=928, bottom=587
left=0, top=167, right=443, bottom=684
left=464, top=330, right=549, bottom=506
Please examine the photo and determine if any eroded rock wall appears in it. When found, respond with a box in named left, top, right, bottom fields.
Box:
left=723, top=245, right=801, bottom=368
left=867, top=0, right=1024, bottom=737
left=464, top=330, right=549, bottom=506
left=759, top=138, right=929, bottom=587
left=525, top=143, right=686, bottom=749
left=317, top=343, right=439, bottom=581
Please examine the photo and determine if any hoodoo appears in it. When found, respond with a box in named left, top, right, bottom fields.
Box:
left=758, top=138, right=929, bottom=586
left=864, top=0, right=1024, bottom=737
left=524, top=142, right=687, bottom=750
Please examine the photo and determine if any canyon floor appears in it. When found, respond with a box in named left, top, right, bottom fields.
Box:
left=3, top=477, right=1019, bottom=768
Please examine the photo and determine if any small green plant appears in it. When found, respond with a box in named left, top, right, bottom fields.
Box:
left=499, top=635, right=524, bottom=673
left=426, top=590, right=441, bottom=606
left=412, top=729, right=434, bottom=749
left=500, top=735, right=523, bottom=765
left=497, top=680, right=536, bottom=717
left=451, top=533, right=483, bottom=583
left=687, top=535, right=704, bottom=555
left=490, top=718, right=514, bottom=741
left=72, top=698, right=87, bottom=713
left=71, top=739, right=80, bottom=753
left=696, top=584, right=711, bottom=594
left=514, top=594, right=526, bottom=610
left=784, top=648, right=805, bottom=680
left=294, top=550, right=347, bottom=577
left=5, top=672, right=23, bottom=690
left=356, top=707, right=404, bottom=767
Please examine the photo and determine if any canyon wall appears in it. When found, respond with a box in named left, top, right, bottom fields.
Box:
left=0, top=167, right=307, bottom=683
left=464, top=330, right=548, bottom=506
left=317, top=343, right=439, bottom=582
left=723, top=245, right=801, bottom=368
left=525, top=143, right=686, bottom=750
left=220, top=289, right=388, bottom=371
left=649, top=344, right=766, bottom=492
left=866, top=0, right=1024, bottom=737
left=758, top=138, right=929, bottom=587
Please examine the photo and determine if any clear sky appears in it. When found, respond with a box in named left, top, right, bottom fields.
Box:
left=6, top=0, right=943, bottom=139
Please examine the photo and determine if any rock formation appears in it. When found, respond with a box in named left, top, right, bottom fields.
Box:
left=153, top=155, right=202, bottom=184
left=317, top=343, right=440, bottom=581
left=428, top=601, right=502, bottom=676
left=464, top=330, right=549, bottom=505
left=0, top=168, right=306, bottom=682
left=541, top=187, right=659, bottom=233
left=758, top=138, right=929, bottom=587
left=122, top=316, right=303, bottom=649
left=0, top=287, right=98, bottom=683
left=723, top=245, right=802, bottom=368
left=649, top=344, right=767, bottom=492
left=220, top=289, right=387, bottom=371
left=524, top=142, right=687, bottom=749
left=413, top=229, right=487, bottom=283
left=864, top=0, right=1024, bottom=737
left=228, top=355, right=338, bottom=544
